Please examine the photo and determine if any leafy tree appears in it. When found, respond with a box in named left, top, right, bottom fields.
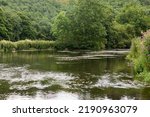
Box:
left=117, top=3, right=150, bottom=36
left=0, top=0, right=150, bottom=50
left=0, top=0, right=68, bottom=40
left=0, top=8, right=9, bottom=39
left=106, top=3, right=150, bottom=49
left=17, top=12, right=37, bottom=39
left=71, top=0, right=107, bottom=49
left=52, top=11, right=70, bottom=41
left=52, top=0, right=109, bottom=50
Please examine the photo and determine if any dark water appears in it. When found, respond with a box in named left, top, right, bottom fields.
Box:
left=0, top=50, right=150, bottom=100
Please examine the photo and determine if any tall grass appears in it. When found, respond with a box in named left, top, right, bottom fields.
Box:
left=0, top=39, right=54, bottom=52
left=144, top=35, right=150, bottom=71
left=127, top=33, right=150, bottom=82
left=0, top=40, right=16, bottom=52
left=127, top=38, right=142, bottom=60
left=30, top=40, right=54, bottom=50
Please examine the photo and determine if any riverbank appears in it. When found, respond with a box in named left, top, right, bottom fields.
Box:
left=0, top=39, right=131, bottom=54
left=127, top=31, right=150, bottom=82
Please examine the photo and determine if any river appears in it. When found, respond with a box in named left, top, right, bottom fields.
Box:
left=0, top=50, right=149, bottom=100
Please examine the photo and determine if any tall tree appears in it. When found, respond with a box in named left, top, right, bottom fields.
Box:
left=52, top=0, right=109, bottom=50
left=0, top=8, right=9, bottom=39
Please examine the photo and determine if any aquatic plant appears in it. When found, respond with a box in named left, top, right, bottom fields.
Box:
left=0, top=40, right=16, bottom=52
left=0, top=39, right=54, bottom=52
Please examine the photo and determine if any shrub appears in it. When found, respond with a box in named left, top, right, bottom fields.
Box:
left=144, top=35, right=150, bottom=71
left=134, top=55, right=146, bottom=74
left=127, top=38, right=142, bottom=59
left=128, top=32, right=150, bottom=82
left=137, top=72, right=150, bottom=82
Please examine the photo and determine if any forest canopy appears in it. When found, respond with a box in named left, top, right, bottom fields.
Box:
left=0, top=0, right=150, bottom=49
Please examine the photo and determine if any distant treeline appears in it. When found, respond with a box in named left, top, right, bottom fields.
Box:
left=0, top=0, right=150, bottom=50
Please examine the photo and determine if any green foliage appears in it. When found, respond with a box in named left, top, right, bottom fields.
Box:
left=136, top=72, right=150, bottom=82
left=0, top=40, right=16, bottom=52
left=144, top=35, right=150, bottom=71
left=128, top=33, right=150, bottom=82
left=106, top=3, right=150, bottom=49
left=0, top=0, right=68, bottom=40
left=52, top=11, right=71, bottom=41
left=52, top=0, right=109, bottom=50
left=107, top=22, right=133, bottom=48
left=0, top=8, right=9, bottom=39
left=139, top=0, right=150, bottom=5
left=0, top=40, right=54, bottom=52
left=15, top=40, right=32, bottom=50
left=0, top=8, right=38, bottom=41
left=127, top=39, right=142, bottom=59
left=0, top=0, right=150, bottom=50
left=30, top=40, right=55, bottom=50
left=117, top=3, right=150, bottom=35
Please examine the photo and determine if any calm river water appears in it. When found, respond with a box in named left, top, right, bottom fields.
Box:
left=0, top=50, right=150, bottom=100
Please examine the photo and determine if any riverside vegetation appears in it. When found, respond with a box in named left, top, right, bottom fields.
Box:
left=127, top=31, right=150, bottom=82
left=0, top=40, right=54, bottom=52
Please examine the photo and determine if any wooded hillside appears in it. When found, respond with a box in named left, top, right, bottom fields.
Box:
left=0, top=0, right=150, bottom=49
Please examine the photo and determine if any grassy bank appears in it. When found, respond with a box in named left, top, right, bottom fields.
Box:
left=127, top=31, right=150, bottom=82
left=0, top=40, right=55, bottom=52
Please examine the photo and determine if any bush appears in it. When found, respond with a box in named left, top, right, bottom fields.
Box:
left=134, top=55, right=146, bottom=74
left=128, top=33, right=150, bottom=82
left=127, top=38, right=142, bottom=59
left=144, top=35, right=150, bottom=71
left=137, top=72, right=150, bottom=82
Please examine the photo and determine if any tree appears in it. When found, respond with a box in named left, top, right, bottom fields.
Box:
left=71, top=0, right=108, bottom=49
left=52, top=11, right=70, bottom=41
left=0, top=8, right=9, bottom=39
left=117, top=3, right=150, bottom=36
left=4, top=11, right=22, bottom=41
left=52, top=0, right=108, bottom=50
left=106, top=3, right=150, bottom=49
left=17, top=12, right=37, bottom=39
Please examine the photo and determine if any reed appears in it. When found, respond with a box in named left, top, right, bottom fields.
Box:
left=0, top=39, right=54, bottom=52
left=30, top=40, right=54, bottom=50
left=0, top=40, right=16, bottom=52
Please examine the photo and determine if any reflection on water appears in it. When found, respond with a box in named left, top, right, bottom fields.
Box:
left=0, top=50, right=150, bottom=100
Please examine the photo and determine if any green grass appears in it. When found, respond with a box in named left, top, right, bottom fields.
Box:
left=0, top=39, right=55, bottom=52
left=136, top=72, right=150, bottom=82
left=127, top=35, right=150, bottom=82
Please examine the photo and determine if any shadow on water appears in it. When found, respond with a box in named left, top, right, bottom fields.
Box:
left=0, top=50, right=150, bottom=100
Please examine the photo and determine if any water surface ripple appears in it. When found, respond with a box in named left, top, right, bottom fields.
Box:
left=0, top=50, right=149, bottom=100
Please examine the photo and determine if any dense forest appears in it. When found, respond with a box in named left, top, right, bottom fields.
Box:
left=0, top=0, right=150, bottom=50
